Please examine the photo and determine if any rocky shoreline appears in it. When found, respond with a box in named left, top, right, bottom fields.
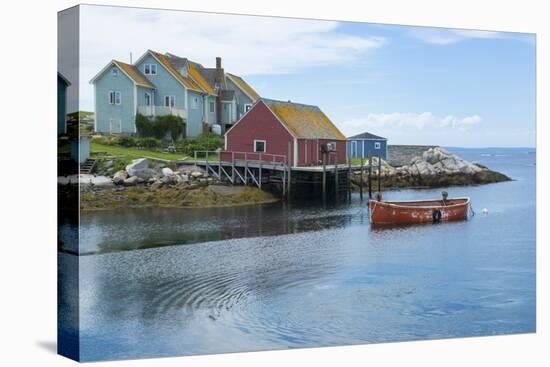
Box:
left=58, top=147, right=511, bottom=211
left=59, top=158, right=278, bottom=211
left=350, top=147, right=511, bottom=190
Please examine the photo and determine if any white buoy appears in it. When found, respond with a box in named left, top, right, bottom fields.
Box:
left=482, top=208, right=489, bottom=215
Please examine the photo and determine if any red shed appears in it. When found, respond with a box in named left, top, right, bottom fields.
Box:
left=224, top=99, right=347, bottom=167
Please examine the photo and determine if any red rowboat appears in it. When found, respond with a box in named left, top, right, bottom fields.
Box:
left=369, top=196, right=470, bottom=225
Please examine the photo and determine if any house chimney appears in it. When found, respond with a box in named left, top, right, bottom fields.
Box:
left=215, top=57, right=223, bottom=124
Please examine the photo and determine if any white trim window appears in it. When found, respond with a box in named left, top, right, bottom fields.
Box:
left=209, top=101, right=215, bottom=113
left=144, top=64, right=157, bottom=75
left=111, top=67, right=118, bottom=76
left=254, top=140, right=266, bottom=153
left=144, top=92, right=151, bottom=107
left=109, top=90, right=121, bottom=105
left=244, top=103, right=252, bottom=112
left=164, top=95, right=175, bottom=108
left=374, top=142, right=381, bottom=149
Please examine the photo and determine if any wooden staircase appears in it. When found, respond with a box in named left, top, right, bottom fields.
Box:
left=80, top=159, right=96, bottom=174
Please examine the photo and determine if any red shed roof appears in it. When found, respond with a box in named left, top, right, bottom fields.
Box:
left=262, top=99, right=346, bottom=140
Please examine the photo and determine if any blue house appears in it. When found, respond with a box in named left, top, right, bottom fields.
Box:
left=90, top=50, right=260, bottom=138
left=57, top=72, right=71, bottom=135
left=347, top=132, right=388, bottom=160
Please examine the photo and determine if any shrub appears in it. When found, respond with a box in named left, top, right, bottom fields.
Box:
left=112, top=136, right=137, bottom=147
left=176, top=133, right=224, bottom=155
left=136, top=113, right=184, bottom=141
left=136, top=137, right=161, bottom=149
left=91, top=135, right=113, bottom=145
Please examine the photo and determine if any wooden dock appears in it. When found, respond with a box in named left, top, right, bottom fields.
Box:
left=183, top=150, right=377, bottom=201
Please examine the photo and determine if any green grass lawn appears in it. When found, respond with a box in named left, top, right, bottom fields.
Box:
left=91, top=143, right=187, bottom=161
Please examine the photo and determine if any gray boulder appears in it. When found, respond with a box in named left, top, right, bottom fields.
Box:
left=126, top=158, right=149, bottom=176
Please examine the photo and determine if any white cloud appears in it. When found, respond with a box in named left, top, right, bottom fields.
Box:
left=77, top=5, right=385, bottom=110
left=339, top=112, right=482, bottom=136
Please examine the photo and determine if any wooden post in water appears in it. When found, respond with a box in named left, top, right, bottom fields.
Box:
left=348, top=158, right=352, bottom=201
left=287, top=142, right=292, bottom=199
left=282, top=163, right=286, bottom=197
left=360, top=157, right=364, bottom=201
left=322, top=152, right=327, bottom=202
left=334, top=161, right=339, bottom=198
left=368, top=150, right=372, bottom=199
left=377, top=153, right=382, bottom=196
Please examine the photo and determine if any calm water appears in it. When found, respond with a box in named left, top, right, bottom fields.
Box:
left=59, top=147, right=536, bottom=361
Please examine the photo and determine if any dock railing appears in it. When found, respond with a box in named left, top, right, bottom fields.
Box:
left=191, top=150, right=290, bottom=192
left=193, top=150, right=288, bottom=166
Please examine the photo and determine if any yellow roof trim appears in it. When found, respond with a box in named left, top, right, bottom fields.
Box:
left=188, top=64, right=216, bottom=95
left=113, top=60, right=155, bottom=89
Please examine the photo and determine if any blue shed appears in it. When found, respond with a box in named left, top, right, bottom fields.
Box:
left=347, top=132, right=388, bottom=160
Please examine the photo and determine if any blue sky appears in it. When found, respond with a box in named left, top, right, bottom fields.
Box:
left=78, top=5, right=536, bottom=147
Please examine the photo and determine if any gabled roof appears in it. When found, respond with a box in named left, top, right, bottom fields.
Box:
left=226, top=73, right=261, bottom=102
left=349, top=132, right=387, bottom=140
left=262, top=99, right=346, bottom=140
left=114, top=61, right=155, bottom=88
left=89, top=60, right=155, bottom=89
left=148, top=50, right=203, bottom=92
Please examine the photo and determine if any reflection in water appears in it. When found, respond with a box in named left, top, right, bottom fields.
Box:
left=60, top=148, right=536, bottom=361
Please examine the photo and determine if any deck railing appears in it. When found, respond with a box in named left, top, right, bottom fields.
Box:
left=193, top=150, right=288, bottom=165
left=137, top=106, right=187, bottom=119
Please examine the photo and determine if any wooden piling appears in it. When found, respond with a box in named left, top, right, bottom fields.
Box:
left=378, top=153, right=382, bottom=195
left=287, top=143, right=292, bottom=199
left=360, top=157, right=364, bottom=201
left=322, top=154, right=327, bottom=202
left=334, top=162, right=339, bottom=198
left=348, top=159, right=352, bottom=201
left=368, top=150, right=372, bottom=199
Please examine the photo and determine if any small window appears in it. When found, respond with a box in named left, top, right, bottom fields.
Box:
left=144, top=93, right=151, bottom=107
left=374, top=142, right=381, bottom=149
left=254, top=140, right=266, bottom=153
left=115, top=91, right=121, bottom=105
left=108, top=90, right=115, bottom=104
left=327, top=142, right=336, bottom=151
left=164, top=95, right=175, bottom=107
left=111, top=67, right=118, bottom=76
left=191, top=97, right=199, bottom=110
left=244, top=104, right=252, bottom=112
left=144, top=64, right=157, bottom=75
left=209, top=101, right=215, bottom=113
